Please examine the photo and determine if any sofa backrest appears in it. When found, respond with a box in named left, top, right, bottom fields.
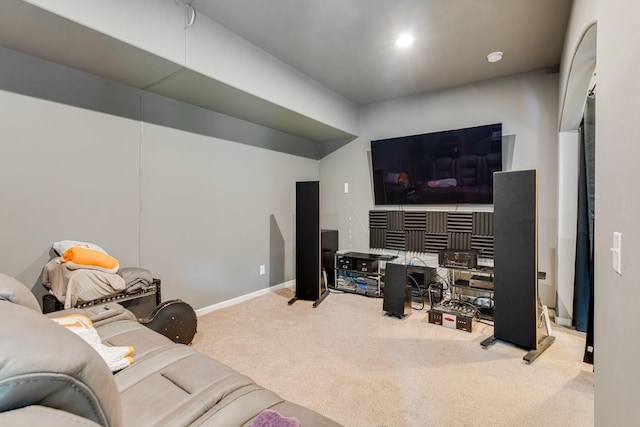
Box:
left=0, top=300, right=123, bottom=427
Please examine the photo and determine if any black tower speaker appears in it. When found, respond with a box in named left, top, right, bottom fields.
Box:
left=383, top=263, right=412, bottom=318
left=484, top=169, right=554, bottom=362
left=290, top=181, right=329, bottom=307
left=493, top=169, right=538, bottom=349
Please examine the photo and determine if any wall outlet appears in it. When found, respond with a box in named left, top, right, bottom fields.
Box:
left=259, top=265, right=266, bottom=275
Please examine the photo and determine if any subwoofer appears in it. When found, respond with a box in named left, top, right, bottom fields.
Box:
left=383, top=263, right=411, bottom=318
left=322, top=229, right=338, bottom=287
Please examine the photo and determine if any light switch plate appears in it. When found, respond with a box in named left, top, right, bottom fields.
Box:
left=612, top=232, right=622, bottom=275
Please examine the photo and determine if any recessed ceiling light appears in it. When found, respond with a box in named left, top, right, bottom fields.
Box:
left=396, top=33, right=414, bottom=48
left=487, top=51, right=503, bottom=63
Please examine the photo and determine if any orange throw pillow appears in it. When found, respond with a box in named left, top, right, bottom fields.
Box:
left=62, top=246, right=119, bottom=271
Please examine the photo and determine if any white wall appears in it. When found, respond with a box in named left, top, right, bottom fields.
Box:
left=139, top=111, right=318, bottom=303
left=558, top=0, right=597, bottom=129
left=555, top=131, right=580, bottom=326
left=0, top=54, right=317, bottom=310
left=593, top=0, right=640, bottom=424
left=320, top=71, right=560, bottom=308
left=0, top=89, right=141, bottom=303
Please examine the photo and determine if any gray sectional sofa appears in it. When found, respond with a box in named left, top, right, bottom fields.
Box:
left=0, top=273, right=340, bottom=426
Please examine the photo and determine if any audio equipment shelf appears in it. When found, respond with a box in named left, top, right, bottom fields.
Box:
left=449, top=268, right=494, bottom=320
left=333, top=252, right=396, bottom=297
left=438, top=249, right=495, bottom=320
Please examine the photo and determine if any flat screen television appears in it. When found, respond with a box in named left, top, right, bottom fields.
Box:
left=371, top=123, right=502, bottom=205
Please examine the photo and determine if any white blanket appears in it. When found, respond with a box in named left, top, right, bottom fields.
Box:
left=51, top=314, right=134, bottom=372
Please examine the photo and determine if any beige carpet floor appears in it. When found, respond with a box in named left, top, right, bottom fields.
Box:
left=191, top=287, right=594, bottom=427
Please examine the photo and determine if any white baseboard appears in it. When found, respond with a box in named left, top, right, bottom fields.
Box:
left=195, top=280, right=294, bottom=317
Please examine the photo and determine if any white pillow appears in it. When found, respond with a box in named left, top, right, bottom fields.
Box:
left=53, top=240, right=108, bottom=256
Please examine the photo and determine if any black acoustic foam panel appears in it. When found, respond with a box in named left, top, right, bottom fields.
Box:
left=493, top=170, right=538, bottom=350
left=368, top=209, right=494, bottom=258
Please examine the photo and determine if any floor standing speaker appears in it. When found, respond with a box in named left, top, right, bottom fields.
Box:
left=383, top=263, right=412, bottom=318
left=289, top=181, right=329, bottom=307
left=483, top=169, right=554, bottom=362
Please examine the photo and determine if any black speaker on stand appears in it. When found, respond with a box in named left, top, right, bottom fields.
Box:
left=289, top=181, right=330, bottom=307
left=383, top=263, right=412, bottom=318
left=481, top=169, right=554, bottom=362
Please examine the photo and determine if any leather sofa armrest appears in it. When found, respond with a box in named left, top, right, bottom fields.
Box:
left=0, top=301, right=124, bottom=427
left=0, top=406, right=103, bottom=427
left=0, top=272, right=41, bottom=312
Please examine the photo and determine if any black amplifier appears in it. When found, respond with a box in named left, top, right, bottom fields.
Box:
left=438, top=249, right=478, bottom=269
left=357, top=259, right=378, bottom=273
left=337, top=256, right=354, bottom=270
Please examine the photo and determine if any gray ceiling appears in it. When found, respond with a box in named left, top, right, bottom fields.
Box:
left=189, top=0, right=573, bottom=105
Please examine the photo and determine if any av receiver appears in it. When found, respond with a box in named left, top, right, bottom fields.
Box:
left=438, top=249, right=478, bottom=269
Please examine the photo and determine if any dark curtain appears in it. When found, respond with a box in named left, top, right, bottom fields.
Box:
left=574, top=93, right=595, bottom=364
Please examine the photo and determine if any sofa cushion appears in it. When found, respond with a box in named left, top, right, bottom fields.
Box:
left=95, top=318, right=176, bottom=362
left=0, top=301, right=123, bottom=427
left=115, top=345, right=259, bottom=426
left=193, top=385, right=286, bottom=426
left=0, top=272, right=41, bottom=312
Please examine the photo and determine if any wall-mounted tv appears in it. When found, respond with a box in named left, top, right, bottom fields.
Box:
left=371, top=123, right=502, bottom=205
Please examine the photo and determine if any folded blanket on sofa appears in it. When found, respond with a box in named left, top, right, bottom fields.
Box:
left=63, top=246, right=119, bottom=273
left=42, top=258, right=126, bottom=308
left=51, top=314, right=134, bottom=372
left=117, top=267, right=153, bottom=294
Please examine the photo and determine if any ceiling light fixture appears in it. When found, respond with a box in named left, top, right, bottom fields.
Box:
left=487, top=51, right=503, bottom=63
left=396, top=33, right=414, bottom=49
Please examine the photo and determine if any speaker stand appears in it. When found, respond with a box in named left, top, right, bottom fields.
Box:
left=312, top=289, right=330, bottom=308
left=480, top=336, right=498, bottom=348
left=288, top=287, right=329, bottom=307
left=481, top=333, right=556, bottom=364
left=523, top=335, right=556, bottom=364
left=288, top=270, right=330, bottom=308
